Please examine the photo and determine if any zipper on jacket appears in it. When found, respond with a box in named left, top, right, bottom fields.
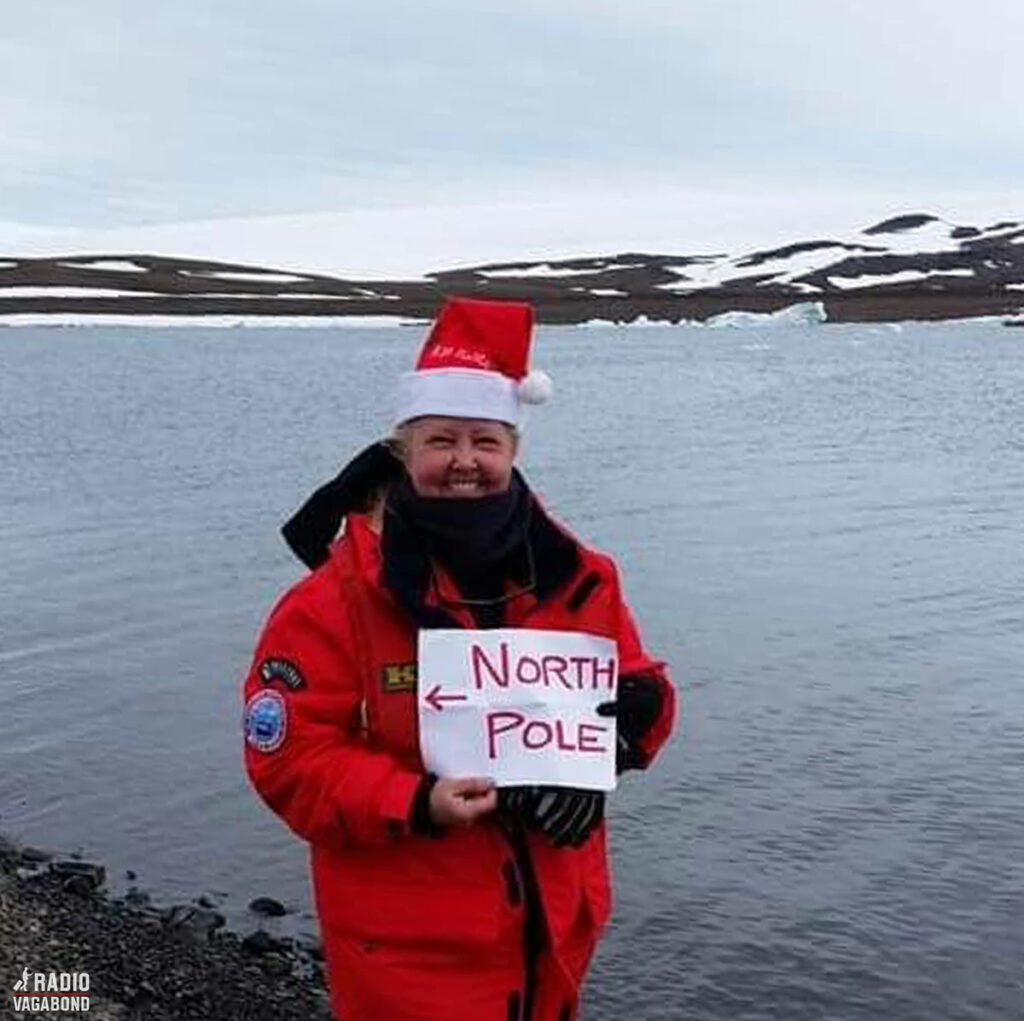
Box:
left=502, top=860, right=523, bottom=906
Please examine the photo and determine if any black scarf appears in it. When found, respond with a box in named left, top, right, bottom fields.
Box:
left=383, top=470, right=532, bottom=628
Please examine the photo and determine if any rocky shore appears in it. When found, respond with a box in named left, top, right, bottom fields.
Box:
left=0, top=835, right=331, bottom=1021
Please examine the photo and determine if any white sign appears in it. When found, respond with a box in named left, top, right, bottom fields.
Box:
left=417, top=628, right=618, bottom=791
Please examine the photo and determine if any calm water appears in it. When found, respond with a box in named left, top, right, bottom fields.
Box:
left=3, top=322, right=1024, bottom=1019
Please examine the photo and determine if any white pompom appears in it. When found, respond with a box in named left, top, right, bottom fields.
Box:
left=518, top=369, right=553, bottom=405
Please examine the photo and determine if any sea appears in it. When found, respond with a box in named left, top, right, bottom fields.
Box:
left=2, top=320, right=1023, bottom=1019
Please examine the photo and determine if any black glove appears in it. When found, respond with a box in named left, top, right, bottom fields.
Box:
left=533, top=788, right=605, bottom=848
left=597, top=673, right=665, bottom=772
left=497, top=785, right=540, bottom=823
left=498, top=786, right=604, bottom=848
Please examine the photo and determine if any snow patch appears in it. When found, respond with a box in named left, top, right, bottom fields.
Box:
left=0, top=287, right=166, bottom=297
left=658, top=246, right=842, bottom=292
left=0, top=287, right=401, bottom=301
left=479, top=263, right=642, bottom=279
left=828, top=268, right=974, bottom=289
left=0, top=314, right=412, bottom=328
left=181, top=270, right=308, bottom=283
left=828, top=270, right=930, bottom=289
left=64, top=259, right=148, bottom=272
left=176, top=291, right=400, bottom=300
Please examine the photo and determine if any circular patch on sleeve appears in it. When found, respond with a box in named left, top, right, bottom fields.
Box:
left=244, top=689, right=288, bottom=753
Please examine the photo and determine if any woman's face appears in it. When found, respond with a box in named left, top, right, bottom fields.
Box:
left=400, top=416, right=517, bottom=498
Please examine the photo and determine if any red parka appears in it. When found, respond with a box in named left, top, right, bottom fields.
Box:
left=244, top=511, right=675, bottom=1021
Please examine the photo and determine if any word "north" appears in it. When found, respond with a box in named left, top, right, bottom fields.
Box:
left=470, top=642, right=616, bottom=692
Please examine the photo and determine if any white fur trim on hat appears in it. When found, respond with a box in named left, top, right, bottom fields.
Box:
left=394, top=368, right=520, bottom=427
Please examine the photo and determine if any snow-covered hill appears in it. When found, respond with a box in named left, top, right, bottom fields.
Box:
left=2, top=213, right=1022, bottom=325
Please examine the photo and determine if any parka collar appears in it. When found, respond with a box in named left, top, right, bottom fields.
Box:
left=333, top=494, right=581, bottom=629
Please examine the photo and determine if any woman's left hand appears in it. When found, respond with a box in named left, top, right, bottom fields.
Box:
left=429, top=776, right=498, bottom=827
left=498, top=786, right=604, bottom=847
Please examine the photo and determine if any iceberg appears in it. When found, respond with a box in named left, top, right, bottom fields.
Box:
left=705, top=302, right=827, bottom=329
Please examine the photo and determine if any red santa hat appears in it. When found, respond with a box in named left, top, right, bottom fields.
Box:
left=394, top=297, right=552, bottom=428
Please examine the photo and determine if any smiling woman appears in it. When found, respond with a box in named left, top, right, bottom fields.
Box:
left=396, top=417, right=518, bottom=498
left=244, top=296, right=675, bottom=1021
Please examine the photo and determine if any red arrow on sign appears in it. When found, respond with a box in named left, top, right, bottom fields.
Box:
left=424, top=684, right=468, bottom=712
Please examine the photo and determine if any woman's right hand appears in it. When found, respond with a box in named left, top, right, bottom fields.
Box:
left=429, top=776, right=497, bottom=827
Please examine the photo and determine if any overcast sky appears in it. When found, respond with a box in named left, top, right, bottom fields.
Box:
left=3, top=0, right=1024, bottom=250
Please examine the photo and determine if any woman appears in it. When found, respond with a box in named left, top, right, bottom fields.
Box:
left=243, top=297, right=675, bottom=1021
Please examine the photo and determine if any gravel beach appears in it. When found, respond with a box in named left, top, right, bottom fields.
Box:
left=0, top=836, right=331, bottom=1021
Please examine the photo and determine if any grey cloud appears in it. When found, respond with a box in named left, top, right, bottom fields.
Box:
left=1, top=0, right=1022, bottom=227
